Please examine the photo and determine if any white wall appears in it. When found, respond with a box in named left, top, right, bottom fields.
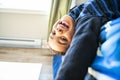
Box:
left=0, top=0, right=89, bottom=41
left=0, top=11, right=49, bottom=40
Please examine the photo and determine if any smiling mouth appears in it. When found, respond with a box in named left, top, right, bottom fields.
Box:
left=59, top=21, right=69, bottom=28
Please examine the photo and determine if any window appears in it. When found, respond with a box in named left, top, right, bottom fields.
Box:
left=0, top=0, right=51, bottom=12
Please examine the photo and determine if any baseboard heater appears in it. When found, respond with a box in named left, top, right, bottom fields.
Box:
left=0, top=37, right=41, bottom=48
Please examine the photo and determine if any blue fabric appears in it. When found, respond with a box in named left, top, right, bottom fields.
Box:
left=92, top=17, right=120, bottom=79
left=68, top=0, right=120, bottom=21
left=52, top=55, right=62, bottom=79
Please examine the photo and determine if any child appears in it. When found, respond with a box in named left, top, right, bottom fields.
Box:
left=48, top=3, right=83, bottom=55
left=48, top=15, right=75, bottom=55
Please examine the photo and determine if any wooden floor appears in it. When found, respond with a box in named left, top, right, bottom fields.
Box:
left=0, top=47, right=53, bottom=80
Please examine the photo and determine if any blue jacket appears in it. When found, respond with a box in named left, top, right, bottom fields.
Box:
left=92, top=17, right=120, bottom=79
left=55, top=0, right=120, bottom=80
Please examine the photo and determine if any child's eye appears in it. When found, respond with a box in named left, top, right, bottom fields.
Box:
left=52, top=31, right=56, bottom=35
left=61, top=37, right=67, bottom=41
left=60, top=37, right=67, bottom=42
left=60, top=36, right=68, bottom=43
left=58, top=36, right=68, bottom=45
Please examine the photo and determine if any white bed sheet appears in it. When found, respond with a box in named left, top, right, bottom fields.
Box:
left=0, top=61, right=42, bottom=80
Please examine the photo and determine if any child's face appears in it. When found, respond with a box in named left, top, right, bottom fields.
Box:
left=48, top=15, right=75, bottom=53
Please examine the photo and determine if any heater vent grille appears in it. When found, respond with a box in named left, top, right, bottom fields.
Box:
left=0, top=37, right=42, bottom=48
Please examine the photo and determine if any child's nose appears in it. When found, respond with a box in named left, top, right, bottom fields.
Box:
left=56, top=27, right=63, bottom=33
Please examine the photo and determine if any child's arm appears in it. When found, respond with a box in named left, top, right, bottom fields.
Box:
left=56, top=16, right=108, bottom=80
